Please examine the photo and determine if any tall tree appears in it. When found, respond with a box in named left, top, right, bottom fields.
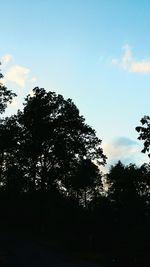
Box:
left=18, top=87, right=106, bottom=192
left=135, top=117, right=150, bottom=211
left=0, top=68, right=17, bottom=187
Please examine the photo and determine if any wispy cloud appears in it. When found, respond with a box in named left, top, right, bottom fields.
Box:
left=1, top=54, right=13, bottom=65
left=112, top=44, right=150, bottom=74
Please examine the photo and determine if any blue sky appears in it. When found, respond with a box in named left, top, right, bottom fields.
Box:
left=1, top=0, right=150, bottom=168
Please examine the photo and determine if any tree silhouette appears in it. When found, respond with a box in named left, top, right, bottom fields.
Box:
left=0, top=67, right=149, bottom=266
left=69, top=159, right=102, bottom=207
left=135, top=117, right=150, bottom=217
left=0, top=67, right=17, bottom=189
left=136, top=115, right=150, bottom=157
left=0, top=66, right=16, bottom=114
left=0, top=115, right=25, bottom=192
left=107, top=161, right=145, bottom=206
left=17, top=87, right=106, bottom=193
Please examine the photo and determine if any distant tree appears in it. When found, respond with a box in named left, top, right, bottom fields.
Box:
left=106, top=160, right=150, bottom=229
left=0, top=65, right=16, bottom=113
left=107, top=161, right=142, bottom=202
left=69, top=159, right=102, bottom=207
left=139, top=163, right=150, bottom=195
left=138, top=163, right=150, bottom=216
left=107, top=161, right=126, bottom=199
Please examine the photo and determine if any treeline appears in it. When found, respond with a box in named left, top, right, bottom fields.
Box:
left=0, top=69, right=149, bottom=266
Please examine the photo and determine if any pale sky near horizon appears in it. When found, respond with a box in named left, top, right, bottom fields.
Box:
left=1, top=0, right=150, bottom=169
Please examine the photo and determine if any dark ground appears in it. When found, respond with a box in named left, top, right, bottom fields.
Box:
left=0, top=231, right=103, bottom=267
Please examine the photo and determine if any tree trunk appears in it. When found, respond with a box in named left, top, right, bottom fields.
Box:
left=0, top=151, right=4, bottom=183
left=84, top=188, right=87, bottom=208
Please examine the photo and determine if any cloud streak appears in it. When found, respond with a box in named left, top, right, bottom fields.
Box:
left=112, top=44, right=150, bottom=74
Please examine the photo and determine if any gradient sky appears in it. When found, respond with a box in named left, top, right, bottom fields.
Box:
left=1, top=0, right=150, bottom=168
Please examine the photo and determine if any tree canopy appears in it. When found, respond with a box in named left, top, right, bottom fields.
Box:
left=0, top=86, right=106, bottom=198
left=0, top=66, right=16, bottom=114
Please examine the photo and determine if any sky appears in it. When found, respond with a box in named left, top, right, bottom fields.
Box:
left=1, top=0, right=150, bottom=169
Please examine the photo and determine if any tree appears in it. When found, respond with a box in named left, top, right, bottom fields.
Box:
left=107, top=161, right=142, bottom=203
left=106, top=161, right=149, bottom=231
left=135, top=117, right=150, bottom=212
left=136, top=115, right=150, bottom=157
left=69, top=159, right=102, bottom=207
left=0, top=115, right=25, bottom=192
left=0, top=65, right=16, bottom=114
left=17, top=87, right=106, bottom=193
left=0, top=67, right=17, bottom=188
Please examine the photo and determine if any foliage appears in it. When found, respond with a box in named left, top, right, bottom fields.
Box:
left=0, top=66, right=16, bottom=113
left=136, top=115, right=150, bottom=156
left=15, top=87, right=106, bottom=194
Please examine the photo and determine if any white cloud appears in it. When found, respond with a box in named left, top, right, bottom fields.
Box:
left=1, top=53, right=36, bottom=88
left=31, top=76, right=37, bottom=82
left=4, top=65, right=30, bottom=87
left=1, top=54, right=13, bottom=65
left=130, top=61, right=150, bottom=73
left=103, top=139, right=138, bottom=161
left=112, top=44, right=150, bottom=74
left=102, top=137, right=145, bottom=172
